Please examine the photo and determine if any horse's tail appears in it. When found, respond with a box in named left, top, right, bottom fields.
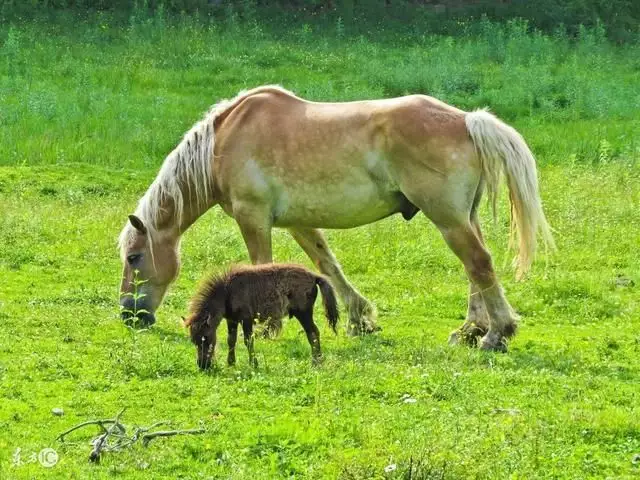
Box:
left=315, top=276, right=339, bottom=333
left=465, top=109, right=555, bottom=279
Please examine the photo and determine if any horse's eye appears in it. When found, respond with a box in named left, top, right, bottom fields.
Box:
left=127, top=253, right=142, bottom=265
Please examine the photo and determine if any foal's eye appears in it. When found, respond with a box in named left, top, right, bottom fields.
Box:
left=127, top=253, right=142, bottom=265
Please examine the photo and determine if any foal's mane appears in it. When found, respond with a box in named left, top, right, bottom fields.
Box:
left=184, top=269, right=231, bottom=327
left=118, top=85, right=295, bottom=252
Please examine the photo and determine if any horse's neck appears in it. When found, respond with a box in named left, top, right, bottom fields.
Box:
left=177, top=196, right=216, bottom=233
left=148, top=184, right=216, bottom=238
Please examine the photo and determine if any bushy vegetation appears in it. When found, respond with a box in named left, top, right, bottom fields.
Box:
left=0, top=9, right=639, bottom=479
left=1, top=11, right=638, bottom=169
left=3, top=0, right=640, bottom=42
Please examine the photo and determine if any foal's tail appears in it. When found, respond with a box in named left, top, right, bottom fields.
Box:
left=315, top=276, right=339, bottom=333
left=465, top=109, right=555, bottom=279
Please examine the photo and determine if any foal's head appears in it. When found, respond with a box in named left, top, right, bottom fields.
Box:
left=118, top=215, right=180, bottom=327
left=183, top=277, right=227, bottom=370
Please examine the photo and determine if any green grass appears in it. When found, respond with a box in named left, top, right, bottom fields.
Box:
left=1, top=12, right=640, bottom=479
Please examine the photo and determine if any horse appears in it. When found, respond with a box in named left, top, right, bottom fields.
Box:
left=183, top=263, right=339, bottom=369
left=118, top=85, right=554, bottom=351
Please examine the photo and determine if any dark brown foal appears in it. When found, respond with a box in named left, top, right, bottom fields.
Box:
left=183, top=263, right=339, bottom=369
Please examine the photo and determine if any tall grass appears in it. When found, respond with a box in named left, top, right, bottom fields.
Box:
left=0, top=11, right=638, bottom=169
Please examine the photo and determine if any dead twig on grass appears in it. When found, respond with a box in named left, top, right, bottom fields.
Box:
left=141, top=427, right=206, bottom=447
left=57, top=409, right=205, bottom=463
left=57, top=418, right=126, bottom=442
left=89, top=408, right=126, bottom=463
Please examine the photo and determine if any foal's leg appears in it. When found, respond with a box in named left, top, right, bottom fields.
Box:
left=293, top=309, right=322, bottom=366
left=449, top=214, right=490, bottom=346
left=227, top=319, right=238, bottom=366
left=288, top=227, right=378, bottom=336
left=241, top=318, right=258, bottom=368
left=438, top=221, right=518, bottom=351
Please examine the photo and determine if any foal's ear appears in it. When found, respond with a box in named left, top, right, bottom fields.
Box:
left=128, top=214, right=147, bottom=235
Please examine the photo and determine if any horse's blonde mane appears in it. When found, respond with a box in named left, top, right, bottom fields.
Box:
left=118, top=85, right=295, bottom=253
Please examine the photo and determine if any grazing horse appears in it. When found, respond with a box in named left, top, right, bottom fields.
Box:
left=118, top=85, right=554, bottom=351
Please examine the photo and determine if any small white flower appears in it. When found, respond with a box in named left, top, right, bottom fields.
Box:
left=384, top=463, right=397, bottom=473
left=403, top=397, right=417, bottom=404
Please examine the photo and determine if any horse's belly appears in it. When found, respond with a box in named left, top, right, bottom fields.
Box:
left=272, top=185, right=402, bottom=229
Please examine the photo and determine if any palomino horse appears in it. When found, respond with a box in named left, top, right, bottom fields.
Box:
left=119, top=85, right=554, bottom=351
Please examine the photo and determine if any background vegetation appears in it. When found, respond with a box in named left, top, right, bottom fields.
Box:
left=2, top=0, right=640, bottom=42
left=0, top=4, right=639, bottom=479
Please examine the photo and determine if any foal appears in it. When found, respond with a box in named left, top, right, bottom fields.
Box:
left=183, top=264, right=339, bottom=369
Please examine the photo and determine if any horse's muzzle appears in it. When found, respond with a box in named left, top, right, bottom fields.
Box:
left=120, top=299, right=156, bottom=327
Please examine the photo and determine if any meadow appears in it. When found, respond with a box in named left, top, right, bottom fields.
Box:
left=1, top=10, right=639, bottom=479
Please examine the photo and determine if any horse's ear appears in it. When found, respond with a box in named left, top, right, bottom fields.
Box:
left=128, top=214, right=147, bottom=235
left=181, top=315, right=191, bottom=327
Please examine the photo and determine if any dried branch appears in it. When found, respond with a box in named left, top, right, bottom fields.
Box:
left=56, top=409, right=206, bottom=462
left=57, top=419, right=125, bottom=442
left=141, top=426, right=206, bottom=447
left=89, top=408, right=126, bottom=463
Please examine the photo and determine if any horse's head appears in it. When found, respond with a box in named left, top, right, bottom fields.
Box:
left=118, top=214, right=180, bottom=327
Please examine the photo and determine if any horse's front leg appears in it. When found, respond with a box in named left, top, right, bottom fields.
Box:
left=288, top=227, right=379, bottom=336
left=234, top=204, right=273, bottom=264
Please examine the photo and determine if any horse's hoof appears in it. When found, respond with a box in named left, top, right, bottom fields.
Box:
left=479, top=336, right=508, bottom=353
left=346, top=324, right=360, bottom=337
left=450, top=327, right=480, bottom=347
left=346, top=322, right=380, bottom=337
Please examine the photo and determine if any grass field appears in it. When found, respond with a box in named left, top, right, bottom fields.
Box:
left=1, top=11, right=640, bottom=479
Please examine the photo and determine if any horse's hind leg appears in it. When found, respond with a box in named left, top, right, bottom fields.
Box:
left=437, top=221, right=518, bottom=351
left=288, top=227, right=378, bottom=336
left=449, top=214, right=491, bottom=346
